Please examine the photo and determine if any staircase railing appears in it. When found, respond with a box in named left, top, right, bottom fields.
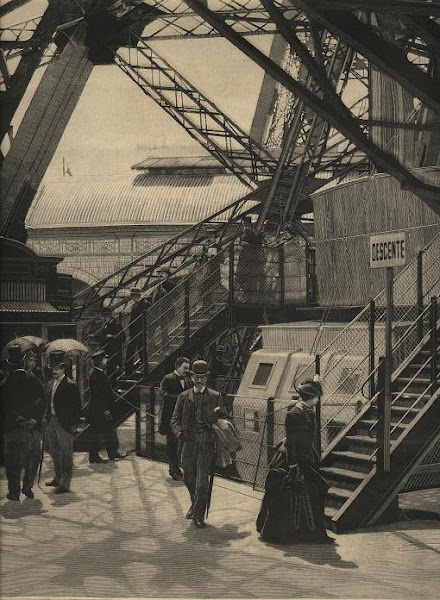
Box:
left=293, top=231, right=440, bottom=451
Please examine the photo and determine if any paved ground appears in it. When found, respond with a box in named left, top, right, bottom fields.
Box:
left=1, top=435, right=439, bottom=599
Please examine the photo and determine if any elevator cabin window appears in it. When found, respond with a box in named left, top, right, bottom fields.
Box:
left=251, top=362, right=273, bottom=387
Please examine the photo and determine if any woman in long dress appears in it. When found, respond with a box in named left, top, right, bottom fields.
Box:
left=257, top=377, right=334, bottom=544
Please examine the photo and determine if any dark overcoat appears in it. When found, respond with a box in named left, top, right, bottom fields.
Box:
left=46, top=376, right=81, bottom=433
left=171, top=387, right=226, bottom=441
left=158, top=371, right=191, bottom=435
left=1, top=370, right=45, bottom=432
left=88, top=368, right=115, bottom=431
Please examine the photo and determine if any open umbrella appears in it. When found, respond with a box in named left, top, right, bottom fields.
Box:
left=45, top=339, right=89, bottom=356
left=22, top=336, right=45, bottom=348
left=1, top=337, right=39, bottom=361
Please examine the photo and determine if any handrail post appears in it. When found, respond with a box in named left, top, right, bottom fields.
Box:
left=369, top=299, right=376, bottom=399
left=376, top=356, right=390, bottom=473
left=279, top=243, right=285, bottom=321
left=184, top=278, right=190, bottom=344
left=315, top=355, right=322, bottom=456
left=228, top=242, right=235, bottom=305
left=135, top=388, right=141, bottom=456
left=141, top=312, right=148, bottom=383
left=266, top=397, right=275, bottom=465
left=417, top=250, right=424, bottom=341
left=431, top=296, right=438, bottom=394
left=306, top=244, right=316, bottom=305
left=149, top=385, right=156, bottom=460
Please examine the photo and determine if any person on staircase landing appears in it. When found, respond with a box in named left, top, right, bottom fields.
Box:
left=256, top=376, right=334, bottom=544
left=171, top=360, right=227, bottom=528
left=236, top=216, right=266, bottom=304
left=44, top=352, right=81, bottom=494
left=102, top=311, right=124, bottom=385
left=151, top=266, right=180, bottom=349
left=87, top=350, right=126, bottom=464
left=125, top=287, right=150, bottom=378
left=159, top=356, right=192, bottom=480
left=1, top=345, right=45, bottom=501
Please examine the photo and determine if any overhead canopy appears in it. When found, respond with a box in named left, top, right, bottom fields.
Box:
left=26, top=173, right=255, bottom=229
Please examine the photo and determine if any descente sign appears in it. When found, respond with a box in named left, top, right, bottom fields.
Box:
left=370, top=231, right=407, bottom=269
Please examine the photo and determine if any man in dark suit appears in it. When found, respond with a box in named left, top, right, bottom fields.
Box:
left=159, top=356, right=191, bottom=480
left=88, top=350, right=125, bottom=463
left=125, top=287, right=150, bottom=378
left=1, top=345, right=45, bottom=501
left=171, top=360, right=227, bottom=528
left=44, top=352, right=81, bottom=494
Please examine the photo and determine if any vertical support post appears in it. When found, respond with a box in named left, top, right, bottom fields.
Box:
left=279, top=243, right=285, bottom=321
left=417, top=250, right=424, bottom=341
left=184, top=278, right=190, bottom=344
left=266, top=396, right=275, bottom=465
left=141, top=312, right=148, bottom=383
left=383, top=266, right=393, bottom=472
left=306, top=244, right=316, bottom=305
left=228, top=242, right=235, bottom=305
left=135, top=388, right=141, bottom=456
left=431, top=296, right=438, bottom=394
left=149, top=385, right=156, bottom=460
left=376, top=356, right=387, bottom=473
left=369, top=299, right=376, bottom=399
left=315, top=354, right=322, bottom=457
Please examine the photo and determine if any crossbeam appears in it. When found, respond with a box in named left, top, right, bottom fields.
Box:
left=182, top=0, right=440, bottom=216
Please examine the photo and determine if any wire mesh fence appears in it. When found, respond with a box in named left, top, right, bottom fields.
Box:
left=293, top=231, right=440, bottom=450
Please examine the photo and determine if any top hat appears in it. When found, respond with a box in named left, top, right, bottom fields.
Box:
left=190, top=360, right=210, bottom=376
left=48, top=351, right=67, bottom=368
left=130, top=287, right=142, bottom=295
left=7, top=344, right=25, bottom=368
left=298, top=378, right=323, bottom=399
left=242, top=216, right=252, bottom=225
left=91, top=349, right=107, bottom=363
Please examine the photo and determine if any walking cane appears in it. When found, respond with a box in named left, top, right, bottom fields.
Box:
left=205, top=451, right=216, bottom=519
left=37, top=425, right=46, bottom=487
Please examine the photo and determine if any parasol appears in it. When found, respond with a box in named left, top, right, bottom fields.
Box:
left=1, top=337, right=39, bottom=361
left=22, top=336, right=45, bottom=347
left=45, top=339, right=89, bottom=356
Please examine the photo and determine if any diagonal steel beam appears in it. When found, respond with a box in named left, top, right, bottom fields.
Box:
left=0, top=0, right=33, bottom=18
left=183, top=0, right=440, bottom=216
left=401, top=15, right=440, bottom=53
left=293, top=0, right=440, bottom=115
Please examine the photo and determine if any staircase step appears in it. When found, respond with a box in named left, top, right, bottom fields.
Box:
left=356, top=419, right=407, bottom=439
left=321, top=466, right=365, bottom=490
left=344, top=435, right=377, bottom=455
left=326, top=486, right=353, bottom=509
left=324, top=505, right=339, bottom=521
left=330, top=450, right=375, bottom=474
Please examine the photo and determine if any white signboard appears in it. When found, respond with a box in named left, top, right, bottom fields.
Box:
left=370, top=231, right=407, bottom=269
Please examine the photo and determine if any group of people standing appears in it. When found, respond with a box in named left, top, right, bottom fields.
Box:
left=1, top=343, right=127, bottom=501
left=2, top=342, right=333, bottom=544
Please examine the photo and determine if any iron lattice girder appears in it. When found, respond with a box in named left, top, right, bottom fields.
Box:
left=0, top=0, right=33, bottom=18
left=182, top=0, right=440, bottom=216
left=298, top=0, right=440, bottom=16
left=293, top=0, right=440, bottom=115
left=0, top=0, right=89, bottom=141
left=114, top=33, right=275, bottom=187
left=401, top=15, right=440, bottom=53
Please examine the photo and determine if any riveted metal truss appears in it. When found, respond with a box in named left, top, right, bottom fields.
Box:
left=114, top=31, right=276, bottom=187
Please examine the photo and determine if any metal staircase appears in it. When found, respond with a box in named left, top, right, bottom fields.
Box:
left=295, top=231, right=440, bottom=532
left=74, top=236, right=292, bottom=448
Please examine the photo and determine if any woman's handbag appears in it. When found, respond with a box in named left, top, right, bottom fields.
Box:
left=212, top=418, right=242, bottom=453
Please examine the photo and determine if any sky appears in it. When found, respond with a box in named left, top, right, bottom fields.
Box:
left=1, top=0, right=274, bottom=181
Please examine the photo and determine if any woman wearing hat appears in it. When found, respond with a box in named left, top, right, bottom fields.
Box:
left=256, top=377, right=334, bottom=544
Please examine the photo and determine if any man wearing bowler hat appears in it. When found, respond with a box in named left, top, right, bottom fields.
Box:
left=1, top=345, right=45, bottom=501
left=159, top=356, right=192, bottom=480
left=88, top=349, right=125, bottom=463
left=44, top=351, right=81, bottom=493
left=171, top=360, right=227, bottom=528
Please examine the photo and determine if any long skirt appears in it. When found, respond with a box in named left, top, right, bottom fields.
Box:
left=256, top=451, right=330, bottom=544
